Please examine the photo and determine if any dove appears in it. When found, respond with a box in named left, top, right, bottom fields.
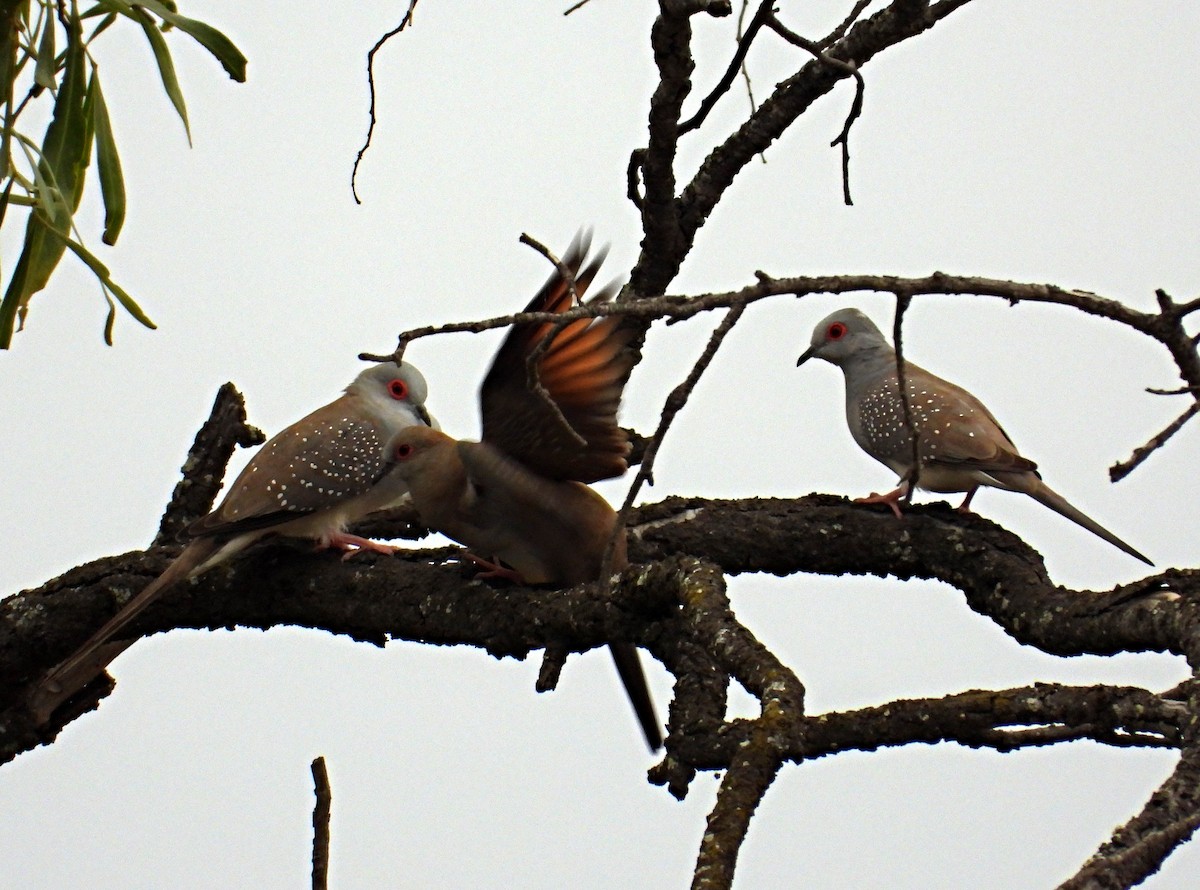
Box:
left=31, top=361, right=435, bottom=721
left=797, top=308, right=1152, bottom=566
left=388, top=235, right=664, bottom=751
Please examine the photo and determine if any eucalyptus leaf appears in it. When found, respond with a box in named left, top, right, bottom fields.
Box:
left=88, top=73, right=124, bottom=244
left=33, top=11, right=56, bottom=93
left=63, top=233, right=156, bottom=331
left=125, top=3, right=192, bottom=144
left=134, top=0, right=246, bottom=82
left=0, top=21, right=89, bottom=347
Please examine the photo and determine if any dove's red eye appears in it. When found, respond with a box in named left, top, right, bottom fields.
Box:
left=827, top=322, right=847, bottom=341
left=388, top=379, right=409, bottom=400
left=395, top=443, right=415, bottom=460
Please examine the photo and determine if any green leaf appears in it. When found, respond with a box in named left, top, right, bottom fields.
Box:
left=0, top=5, right=22, bottom=179
left=130, top=0, right=246, bottom=82
left=88, top=72, right=125, bottom=244
left=90, top=0, right=193, bottom=145
left=33, top=10, right=56, bottom=93
left=0, top=20, right=91, bottom=347
left=101, top=285, right=116, bottom=345
left=62, top=232, right=156, bottom=331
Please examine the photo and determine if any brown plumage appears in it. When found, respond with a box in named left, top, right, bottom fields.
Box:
left=798, top=308, right=1152, bottom=566
left=30, top=362, right=436, bottom=723
left=390, top=234, right=662, bottom=750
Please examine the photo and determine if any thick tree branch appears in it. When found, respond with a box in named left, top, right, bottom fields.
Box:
left=628, top=0, right=976, bottom=298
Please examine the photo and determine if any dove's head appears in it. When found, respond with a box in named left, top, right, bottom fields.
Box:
left=346, top=361, right=436, bottom=429
left=796, top=308, right=893, bottom=369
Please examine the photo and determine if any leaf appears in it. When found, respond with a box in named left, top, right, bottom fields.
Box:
left=88, top=72, right=125, bottom=244
left=0, top=20, right=91, bottom=348
left=131, top=0, right=247, bottom=83
left=101, top=285, right=116, bottom=345
left=95, top=0, right=193, bottom=144
left=61, top=232, right=156, bottom=331
left=33, top=10, right=56, bottom=93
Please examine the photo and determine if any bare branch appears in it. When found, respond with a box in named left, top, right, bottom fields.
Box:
left=763, top=12, right=866, bottom=204
left=817, top=0, right=872, bottom=49
left=678, top=0, right=773, bottom=135
left=311, top=757, right=332, bottom=890
left=351, top=1, right=420, bottom=205
left=606, top=303, right=746, bottom=573
left=1110, top=399, right=1200, bottom=482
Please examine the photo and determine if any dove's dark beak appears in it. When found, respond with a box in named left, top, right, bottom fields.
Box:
left=796, top=346, right=817, bottom=367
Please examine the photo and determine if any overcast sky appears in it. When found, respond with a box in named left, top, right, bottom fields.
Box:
left=2, top=2, right=1199, bottom=887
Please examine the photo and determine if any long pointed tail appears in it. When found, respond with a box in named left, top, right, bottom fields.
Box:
left=1026, top=481, right=1153, bottom=567
left=608, top=642, right=663, bottom=751
left=30, top=537, right=221, bottom=722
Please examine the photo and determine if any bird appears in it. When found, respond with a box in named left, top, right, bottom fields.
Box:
left=797, top=307, right=1152, bottom=566
left=30, top=360, right=436, bottom=722
left=386, top=234, right=664, bottom=751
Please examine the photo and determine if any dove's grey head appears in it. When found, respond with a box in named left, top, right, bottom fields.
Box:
left=797, top=308, right=893, bottom=369
left=346, top=360, right=435, bottom=428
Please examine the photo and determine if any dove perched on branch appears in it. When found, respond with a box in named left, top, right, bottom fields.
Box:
left=388, top=234, right=664, bottom=751
left=32, top=361, right=435, bottom=721
left=797, top=308, right=1151, bottom=566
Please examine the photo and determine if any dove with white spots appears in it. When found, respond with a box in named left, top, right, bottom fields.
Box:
left=32, top=361, right=435, bottom=722
left=797, top=308, right=1151, bottom=566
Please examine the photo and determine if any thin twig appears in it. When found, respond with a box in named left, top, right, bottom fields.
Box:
left=891, top=293, right=921, bottom=501
left=735, top=1, right=764, bottom=161
left=363, top=274, right=1174, bottom=363
left=1110, top=399, right=1200, bottom=482
left=817, top=0, right=871, bottom=49
left=604, top=303, right=747, bottom=576
left=518, top=233, right=587, bottom=448
left=765, top=13, right=865, bottom=204
left=311, top=757, right=332, bottom=890
left=351, top=1, right=419, bottom=205
left=678, top=0, right=773, bottom=135
left=1147, top=384, right=1200, bottom=396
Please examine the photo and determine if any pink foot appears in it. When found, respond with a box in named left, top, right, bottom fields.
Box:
left=853, top=487, right=905, bottom=520
left=461, top=552, right=525, bottom=583
left=319, top=532, right=399, bottom=560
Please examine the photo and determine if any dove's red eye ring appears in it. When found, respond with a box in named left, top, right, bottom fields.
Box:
left=388, top=379, right=409, bottom=400
left=827, top=321, right=848, bottom=341
left=395, top=443, right=415, bottom=460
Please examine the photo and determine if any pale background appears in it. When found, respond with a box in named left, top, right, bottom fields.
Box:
left=2, top=3, right=1198, bottom=887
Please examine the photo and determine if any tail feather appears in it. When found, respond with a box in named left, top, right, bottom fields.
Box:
left=29, top=537, right=223, bottom=722
left=608, top=641, right=663, bottom=751
left=1026, top=481, right=1153, bottom=567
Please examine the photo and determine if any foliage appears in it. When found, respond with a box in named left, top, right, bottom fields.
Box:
left=0, top=0, right=245, bottom=348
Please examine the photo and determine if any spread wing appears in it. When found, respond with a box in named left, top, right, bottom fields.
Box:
left=185, top=396, right=390, bottom=539
left=480, top=232, right=634, bottom=483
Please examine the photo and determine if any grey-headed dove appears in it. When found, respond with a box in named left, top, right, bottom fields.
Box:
left=797, top=308, right=1151, bottom=566
left=32, top=361, right=435, bottom=721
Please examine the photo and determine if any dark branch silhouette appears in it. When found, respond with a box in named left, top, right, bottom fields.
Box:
left=7, top=3, right=1199, bottom=888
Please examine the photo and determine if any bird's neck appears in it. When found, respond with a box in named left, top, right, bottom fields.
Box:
left=840, top=345, right=900, bottom=395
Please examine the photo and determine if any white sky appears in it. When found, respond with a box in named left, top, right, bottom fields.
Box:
left=2, top=2, right=1198, bottom=887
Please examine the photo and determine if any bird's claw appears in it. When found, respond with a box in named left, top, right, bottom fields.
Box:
left=460, top=552, right=525, bottom=583
left=853, top=489, right=905, bottom=520
left=319, top=532, right=399, bottom=560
